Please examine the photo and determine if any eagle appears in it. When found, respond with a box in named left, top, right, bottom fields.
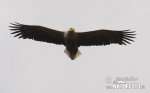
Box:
left=10, top=22, right=136, bottom=60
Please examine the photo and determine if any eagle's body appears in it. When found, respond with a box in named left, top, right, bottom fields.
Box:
left=64, top=28, right=81, bottom=60
left=10, top=22, right=136, bottom=60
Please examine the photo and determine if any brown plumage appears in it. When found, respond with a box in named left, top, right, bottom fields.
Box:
left=10, top=22, right=136, bottom=60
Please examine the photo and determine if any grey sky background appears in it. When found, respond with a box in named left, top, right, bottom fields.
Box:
left=0, top=0, right=150, bottom=93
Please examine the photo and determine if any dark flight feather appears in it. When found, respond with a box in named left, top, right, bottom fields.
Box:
left=10, top=22, right=65, bottom=45
left=77, top=29, right=136, bottom=46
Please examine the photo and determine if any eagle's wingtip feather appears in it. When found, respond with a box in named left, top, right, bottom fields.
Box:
left=122, top=30, right=136, bottom=45
left=9, top=22, right=23, bottom=38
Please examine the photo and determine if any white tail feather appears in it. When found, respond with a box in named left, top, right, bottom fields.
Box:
left=64, top=48, right=70, bottom=57
left=64, top=48, right=81, bottom=59
left=75, top=50, right=81, bottom=58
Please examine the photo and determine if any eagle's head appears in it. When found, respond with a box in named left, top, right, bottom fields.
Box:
left=69, top=28, right=75, bottom=32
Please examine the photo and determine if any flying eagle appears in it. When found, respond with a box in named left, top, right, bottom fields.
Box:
left=10, top=22, right=136, bottom=60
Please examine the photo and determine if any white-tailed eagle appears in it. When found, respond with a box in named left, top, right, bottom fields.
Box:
left=10, top=22, right=136, bottom=60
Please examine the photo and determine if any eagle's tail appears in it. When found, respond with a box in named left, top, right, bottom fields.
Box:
left=64, top=48, right=81, bottom=60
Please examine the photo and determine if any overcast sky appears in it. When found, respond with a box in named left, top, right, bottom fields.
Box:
left=0, top=0, right=150, bottom=93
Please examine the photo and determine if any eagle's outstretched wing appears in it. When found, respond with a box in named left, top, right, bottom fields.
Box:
left=10, top=22, right=65, bottom=45
left=77, top=29, right=136, bottom=46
